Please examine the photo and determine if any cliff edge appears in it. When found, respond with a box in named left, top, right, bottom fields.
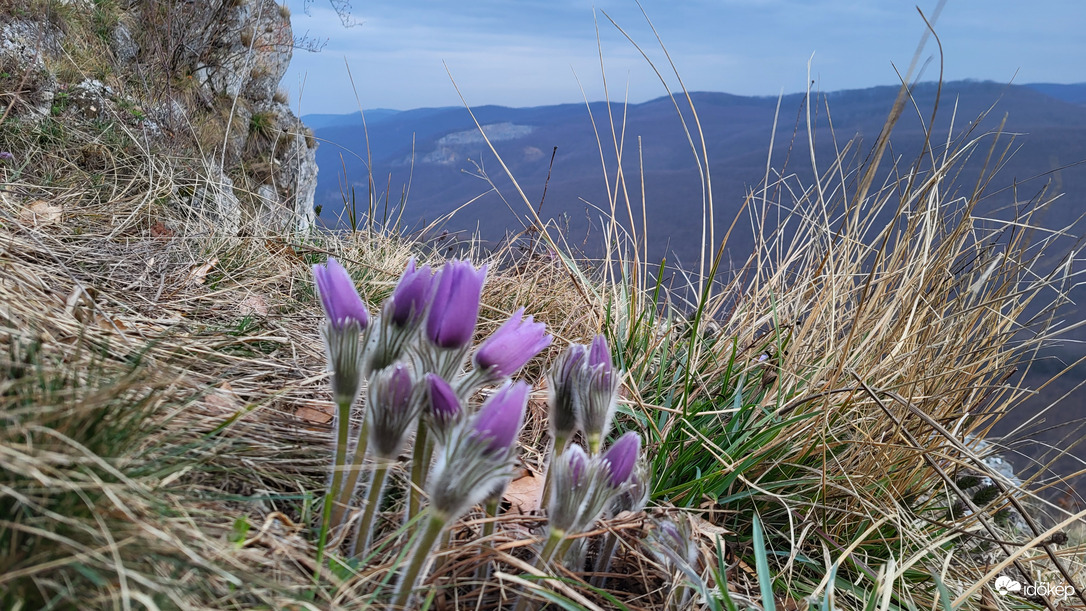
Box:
left=1, top=0, right=317, bottom=234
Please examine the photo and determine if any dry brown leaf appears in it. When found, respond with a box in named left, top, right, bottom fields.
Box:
left=689, top=511, right=732, bottom=538
left=503, top=469, right=543, bottom=514
left=20, top=200, right=62, bottom=226
left=295, top=405, right=333, bottom=425
left=240, top=294, right=269, bottom=316
left=151, top=220, right=174, bottom=239
left=187, top=258, right=219, bottom=286
left=63, top=286, right=98, bottom=323
left=96, top=316, right=129, bottom=332
left=205, top=382, right=241, bottom=412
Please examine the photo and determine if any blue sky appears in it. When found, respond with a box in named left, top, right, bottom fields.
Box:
left=281, top=0, right=1086, bottom=115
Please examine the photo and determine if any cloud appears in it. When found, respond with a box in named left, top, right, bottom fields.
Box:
left=282, top=0, right=1086, bottom=114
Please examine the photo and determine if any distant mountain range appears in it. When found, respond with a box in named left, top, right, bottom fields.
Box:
left=305, top=81, right=1086, bottom=265
left=303, top=81, right=1086, bottom=497
left=1023, top=82, right=1086, bottom=105
left=303, top=81, right=1086, bottom=133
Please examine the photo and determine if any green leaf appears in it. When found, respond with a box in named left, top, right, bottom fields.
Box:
left=228, top=516, right=251, bottom=546
left=752, top=513, right=776, bottom=611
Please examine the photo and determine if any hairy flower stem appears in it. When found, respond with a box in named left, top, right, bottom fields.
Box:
left=407, top=424, right=429, bottom=520
left=481, top=498, right=499, bottom=542
left=474, top=498, right=501, bottom=581
left=391, top=511, right=447, bottom=610
left=538, top=529, right=565, bottom=565
left=587, top=432, right=602, bottom=455
left=316, top=398, right=352, bottom=576
left=590, top=531, right=619, bottom=588
left=540, top=434, right=568, bottom=507
left=331, top=419, right=370, bottom=530
left=352, top=461, right=390, bottom=558
left=671, top=582, right=692, bottom=611
left=432, top=529, right=453, bottom=575
left=554, top=537, right=576, bottom=566
left=513, top=529, right=566, bottom=611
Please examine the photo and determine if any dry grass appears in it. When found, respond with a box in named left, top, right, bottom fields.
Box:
left=0, top=109, right=610, bottom=607
left=4, top=89, right=1083, bottom=608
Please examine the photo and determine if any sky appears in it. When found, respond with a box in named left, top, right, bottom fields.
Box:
left=280, top=0, right=1086, bottom=115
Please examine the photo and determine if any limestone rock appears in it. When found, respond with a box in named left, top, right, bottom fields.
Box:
left=0, top=0, right=318, bottom=234
left=110, top=19, right=139, bottom=65
left=186, top=164, right=241, bottom=236
left=0, top=20, right=62, bottom=117
left=67, top=79, right=115, bottom=121
left=197, top=0, right=292, bottom=102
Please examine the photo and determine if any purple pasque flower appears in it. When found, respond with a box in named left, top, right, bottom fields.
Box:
left=369, top=259, right=436, bottom=372
left=473, top=308, right=552, bottom=378
left=313, top=257, right=369, bottom=330
left=579, top=334, right=622, bottom=454
left=425, top=381, right=528, bottom=520
left=610, top=458, right=650, bottom=515
left=368, top=363, right=422, bottom=458
left=646, top=516, right=700, bottom=585
left=548, top=344, right=586, bottom=450
left=588, top=334, right=614, bottom=383
left=425, top=259, right=487, bottom=349
left=390, top=258, right=436, bottom=328
left=549, top=439, right=641, bottom=536
left=471, top=380, right=529, bottom=455
left=568, top=444, right=588, bottom=485
left=0, top=151, right=13, bottom=161
left=547, top=444, right=593, bottom=532
left=601, top=432, right=640, bottom=489
left=425, top=373, right=462, bottom=437
left=313, top=258, right=370, bottom=406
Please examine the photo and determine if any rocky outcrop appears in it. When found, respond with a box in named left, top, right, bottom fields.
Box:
left=192, top=0, right=293, bottom=102
left=0, top=19, right=61, bottom=118
left=421, top=122, right=535, bottom=165
left=0, top=0, right=318, bottom=233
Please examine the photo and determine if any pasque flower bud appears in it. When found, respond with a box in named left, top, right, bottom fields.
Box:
left=547, top=344, right=585, bottom=451
left=368, top=363, right=422, bottom=459
left=426, top=260, right=487, bottom=350
left=472, top=381, right=530, bottom=455
left=426, top=380, right=529, bottom=519
left=313, top=258, right=369, bottom=331
left=369, top=259, right=437, bottom=372
left=601, top=431, right=640, bottom=489
left=390, top=258, right=435, bottom=328
left=610, top=458, right=650, bottom=515
left=579, top=334, right=622, bottom=454
left=313, top=258, right=370, bottom=407
left=547, top=432, right=644, bottom=539
left=425, top=373, right=461, bottom=442
left=473, top=307, right=552, bottom=379
left=547, top=444, right=593, bottom=533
